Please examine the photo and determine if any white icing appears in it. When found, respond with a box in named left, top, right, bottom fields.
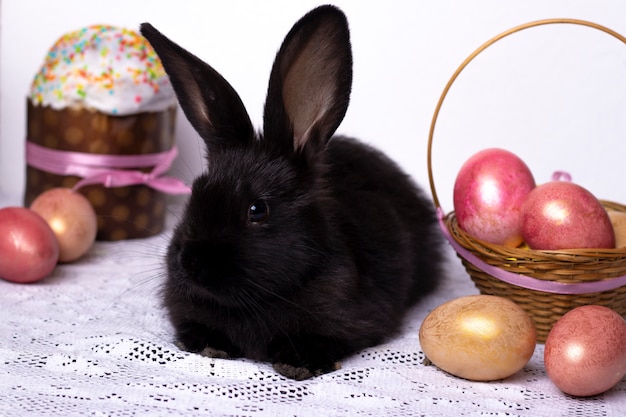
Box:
left=30, top=25, right=177, bottom=115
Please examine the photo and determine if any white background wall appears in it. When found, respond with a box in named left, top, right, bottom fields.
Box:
left=2, top=0, right=626, bottom=212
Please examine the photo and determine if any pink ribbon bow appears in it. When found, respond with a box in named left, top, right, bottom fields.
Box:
left=26, top=141, right=192, bottom=194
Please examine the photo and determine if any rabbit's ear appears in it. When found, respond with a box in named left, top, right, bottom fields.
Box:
left=140, top=23, right=255, bottom=150
left=263, top=5, right=352, bottom=155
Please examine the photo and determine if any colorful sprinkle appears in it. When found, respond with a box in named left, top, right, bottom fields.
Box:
left=30, top=25, right=176, bottom=115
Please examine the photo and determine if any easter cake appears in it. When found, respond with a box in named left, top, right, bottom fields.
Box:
left=25, top=25, right=179, bottom=240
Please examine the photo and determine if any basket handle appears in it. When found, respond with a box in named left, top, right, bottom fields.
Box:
left=427, top=18, right=626, bottom=210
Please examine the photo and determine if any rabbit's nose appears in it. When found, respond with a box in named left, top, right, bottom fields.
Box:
left=178, top=240, right=237, bottom=285
left=177, top=240, right=210, bottom=278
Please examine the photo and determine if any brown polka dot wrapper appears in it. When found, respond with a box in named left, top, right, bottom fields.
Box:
left=24, top=101, right=177, bottom=240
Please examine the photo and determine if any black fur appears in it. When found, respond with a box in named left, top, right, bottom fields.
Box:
left=141, top=5, right=443, bottom=380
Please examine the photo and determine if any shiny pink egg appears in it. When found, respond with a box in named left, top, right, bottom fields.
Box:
left=30, top=188, right=97, bottom=263
left=544, top=305, right=626, bottom=397
left=520, top=181, right=615, bottom=250
left=454, top=148, right=536, bottom=247
left=0, top=207, right=59, bottom=283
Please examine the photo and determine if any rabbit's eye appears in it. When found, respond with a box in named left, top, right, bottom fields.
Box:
left=248, top=200, right=269, bottom=223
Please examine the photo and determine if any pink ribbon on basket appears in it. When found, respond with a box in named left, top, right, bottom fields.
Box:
left=26, top=141, right=192, bottom=194
left=436, top=207, right=626, bottom=295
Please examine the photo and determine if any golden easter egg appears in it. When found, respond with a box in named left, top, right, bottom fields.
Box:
left=419, top=295, right=536, bottom=381
left=30, top=188, right=97, bottom=263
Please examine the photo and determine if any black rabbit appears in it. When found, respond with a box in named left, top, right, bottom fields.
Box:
left=141, top=4, right=443, bottom=380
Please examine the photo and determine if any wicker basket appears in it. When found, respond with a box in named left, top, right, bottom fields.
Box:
left=427, top=19, right=626, bottom=342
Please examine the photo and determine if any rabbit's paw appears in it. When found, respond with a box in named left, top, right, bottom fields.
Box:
left=273, top=361, right=341, bottom=381
left=269, top=334, right=344, bottom=380
left=175, top=321, right=241, bottom=358
left=198, top=346, right=232, bottom=359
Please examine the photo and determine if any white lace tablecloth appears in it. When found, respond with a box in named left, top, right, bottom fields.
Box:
left=1, top=195, right=624, bottom=417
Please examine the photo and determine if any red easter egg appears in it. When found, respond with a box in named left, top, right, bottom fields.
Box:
left=520, top=181, right=615, bottom=250
left=544, top=305, right=626, bottom=397
left=454, top=148, right=536, bottom=247
left=0, top=207, right=59, bottom=283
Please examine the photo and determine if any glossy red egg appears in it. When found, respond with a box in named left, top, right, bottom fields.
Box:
left=544, top=305, right=626, bottom=397
left=454, top=148, right=535, bottom=246
left=520, top=181, right=615, bottom=250
left=0, top=207, right=59, bottom=283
